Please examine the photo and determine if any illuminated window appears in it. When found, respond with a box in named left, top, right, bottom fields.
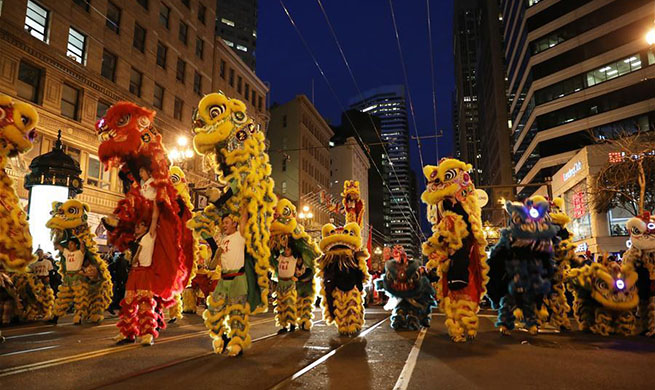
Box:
left=87, top=155, right=110, bottom=190
left=223, top=39, right=234, bottom=47
left=25, top=1, right=49, bottom=43
left=67, top=27, right=86, bottom=64
left=221, top=18, right=235, bottom=27
left=236, top=44, right=248, bottom=52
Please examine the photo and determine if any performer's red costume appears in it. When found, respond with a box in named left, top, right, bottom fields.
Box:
left=96, top=102, right=194, bottom=344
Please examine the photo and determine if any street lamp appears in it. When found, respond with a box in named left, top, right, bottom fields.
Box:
left=647, top=27, right=655, bottom=45
left=169, top=136, right=195, bottom=165
left=24, top=130, right=83, bottom=253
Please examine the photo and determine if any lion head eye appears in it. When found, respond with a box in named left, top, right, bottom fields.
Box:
left=282, top=207, right=291, bottom=216
left=444, top=169, right=456, bottom=181
left=631, top=226, right=642, bottom=235
left=349, top=230, right=356, bottom=236
left=68, top=207, right=78, bottom=214
left=116, top=114, right=131, bottom=127
left=329, top=229, right=336, bottom=236
left=232, top=111, right=246, bottom=124
left=208, top=105, right=225, bottom=119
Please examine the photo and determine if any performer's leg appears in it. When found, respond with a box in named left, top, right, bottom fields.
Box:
left=72, top=281, right=90, bottom=324
left=137, top=294, right=158, bottom=345
left=616, top=311, right=636, bottom=336
left=226, top=302, right=251, bottom=357
left=332, top=288, right=364, bottom=336
left=275, top=286, right=297, bottom=331
left=168, top=293, right=183, bottom=323
left=497, top=294, right=516, bottom=334
left=590, top=308, right=612, bottom=336
left=182, top=288, right=197, bottom=313
left=51, top=283, right=74, bottom=323
left=297, top=295, right=314, bottom=331
left=115, top=294, right=138, bottom=343
left=203, top=293, right=228, bottom=353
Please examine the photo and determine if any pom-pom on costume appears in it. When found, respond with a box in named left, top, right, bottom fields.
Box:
left=565, top=258, right=638, bottom=336
left=539, top=198, right=574, bottom=330
left=342, top=180, right=364, bottom=226
left=96, top=102, right=194, bottom=344
left=377, top=245, right=437, bottom=330
left=190, top=92, right=276, bottom=356
left=421, top=159, right=489, bottom=342
left=487, top=196, right=559, bottom=335
left=623, top=213, right=655, bottom=336
left=47, top=200, right=113, bottom=323
left=270, top=199, right=320, bottom=332
left=0, top=94, right=39, bottom=272
left=317, top=222, right=370, bottom=335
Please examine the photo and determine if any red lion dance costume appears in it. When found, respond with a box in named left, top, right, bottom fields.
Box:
left=96, top=102, right=194, bottom=345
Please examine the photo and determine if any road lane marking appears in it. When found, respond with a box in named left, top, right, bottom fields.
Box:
left=392, top=328, right=427, bottom=390
left=0, top=345, right=60, bottom=357
left=5, top=331, right=55, bottom=340
left=0, top=317, right=275, bottom=377
left=267, top=316, right=389, bottom=390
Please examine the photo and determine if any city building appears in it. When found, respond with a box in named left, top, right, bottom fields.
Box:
left=0, top=0, right=269, bottom=251
left=453, top=0, right=482, bottom=180
left=551, top=143, right=633, bottom=255
left=330, top=109, right=386, bottom=249
left=502, top=0, right=655, bottom=198
left=215, top=0, right=257, bottom=70
left=349, top=85, right=421, bottom=259
left=328, top=137, right=370, bottom=247
left=268, top=95, right=334, bottom=233
left=212, top=37, right=268, bottom=131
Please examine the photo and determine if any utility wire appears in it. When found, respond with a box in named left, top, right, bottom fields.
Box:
left=280, top=0, right=425, bottom=242
left=426, top=0, right=440, bottom=161
left=314, top=0, right=427, bottom=240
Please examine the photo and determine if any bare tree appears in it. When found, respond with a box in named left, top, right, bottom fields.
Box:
left=590, top=131, right=655, bottom=216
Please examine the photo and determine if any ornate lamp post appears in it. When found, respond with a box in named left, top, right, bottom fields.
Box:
left=169, top=136, right=195, bottom=166
left=24, top=130, right=83, bottom=253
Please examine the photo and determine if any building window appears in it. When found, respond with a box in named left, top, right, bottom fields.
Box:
left=176, top=58, right=186, bottom=83
left=106, top=2, right=121, bottom=34
left=66, top=27, right=86, bottom=64
left=282, top=115, right=287, bottom=127
left=195, top=37, right=204, bottom=59
left=17, top=61, right=42, bottom=103
left=223, top=39, right=234, bottom=47
left=133, top=23, right=146, bottom=52
left=86, top=155, right=110, bottom=190
left=198, top=3, right=206, bottom=24
left=73, top=0, right=89, bottom=12
left=236, top=44, right=247, bottom=52
left=586, top=55, right=643, bottom=87
left=221, top=18, right=235, bottom=27
left=229, top=69, right=234, bottom=86
left=258, top=96, right=262, bottom=111
left=25, top=0, right=49, bottom=43
left=129, top=67, right=142, bottom=96
left=251, top=90, right=256, bottom=105
left=237, top=76, right=242, bottom=93
left=178, top=22, right=188, bottom=45
left=181, top=0, right=190, bottom=8
left=137, top=0, right=148, bottom=10
left=193, top=71, right=202, bottom=96
left=156, top=41, right=167, bottom=68
left=159, top=4, right=170, bottom=29
left=153, top=83, right=164, bottom=109
left=96, top=100, right=110, bottom=121
left=281, top=181, right=287, bottom=194
left=61, top=84, right=80, bottom=120
left=244, top=83, right=249, bottom=98
left=174, top=97, right=183, bottom=120
left=101, top=49, right=117, bottom=81
left=220, top=60, right=226, bottom=79
left=62, top=143, right=81, bottom=163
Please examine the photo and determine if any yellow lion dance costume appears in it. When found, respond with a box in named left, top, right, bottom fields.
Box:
left=0, top=94, right=39, bottom=271
left=317, top=222, right=370, bottom=335
left=270, top=198, right=321, bottom=332
left=421, top=158, right=489, bottom=342
left=47, top=200, right=113, bottom=324
left=190, top=92, right=276, bottom=356
left=342, top=180, right=364, bottom=226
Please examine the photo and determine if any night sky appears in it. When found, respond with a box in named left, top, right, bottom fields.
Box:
left=256, top=0, right=455, bottom=234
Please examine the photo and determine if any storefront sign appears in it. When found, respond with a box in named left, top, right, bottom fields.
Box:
left=575, top=242, right=588, bottom=253
left=562, top=161, right=582, bottom=181
left=87, top=212, right=108, bottom=246
left=476, top=189, right=489, bottom=208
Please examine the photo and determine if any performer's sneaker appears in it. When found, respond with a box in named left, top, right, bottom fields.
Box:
left=227, top=344, right=243, bottom=357
left=277, top=328, right=288, bottom=335
left=168, top=318, right=177, bottom=324
left=212, top=338, right=225, bottom=354
left=289, top=324, right=296, bottom=332
left=48, top=316, right=58, bottom=324
left=528, top=325, right=539, bottom=335
left=141, top=334, right=154, bottom=346
left=113, top=334, right=136, bottom=345
left=499, top=326, right=511, bottom=336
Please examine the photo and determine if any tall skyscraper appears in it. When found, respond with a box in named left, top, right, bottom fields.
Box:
left=349, top=85, right=420, bottom=259
left=216, top=0, right=257, bottom=70
left=502, top=0, right=655, bottom=198
left=453, top=0, right=482, bottom=181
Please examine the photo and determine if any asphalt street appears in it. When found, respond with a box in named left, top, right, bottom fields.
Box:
left=1, top=307, right=654, bottom=390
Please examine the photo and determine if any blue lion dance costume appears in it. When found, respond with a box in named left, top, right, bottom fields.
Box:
left=376, top=245, right=437, bottom=330
left=487, top=196, right=559, bottom=335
